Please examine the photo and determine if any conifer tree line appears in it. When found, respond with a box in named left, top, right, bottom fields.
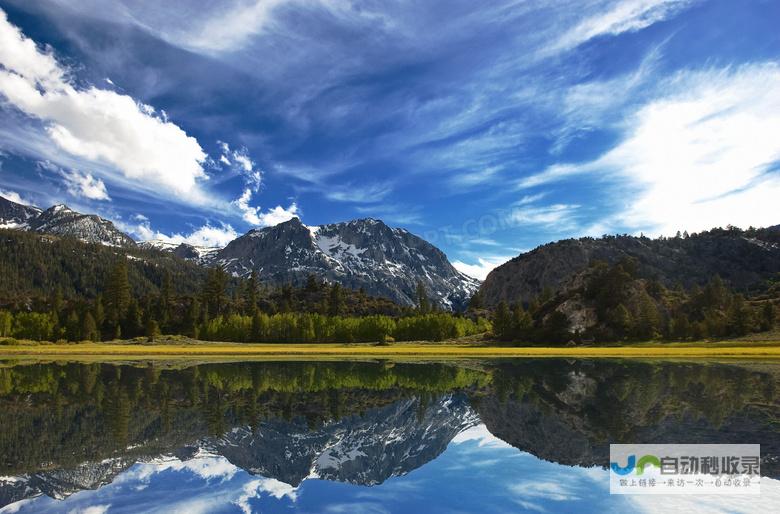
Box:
left=0, top=253, right=489, bottom=342
left=486, top=258, right=778, bottom=343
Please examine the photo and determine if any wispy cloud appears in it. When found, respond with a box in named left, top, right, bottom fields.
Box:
left=524, top=62, right=780, bottom=235
left=545, top=0, right=697, bottom=56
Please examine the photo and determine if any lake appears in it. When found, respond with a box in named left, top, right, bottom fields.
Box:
left=1, top=359, right=779, bottom=513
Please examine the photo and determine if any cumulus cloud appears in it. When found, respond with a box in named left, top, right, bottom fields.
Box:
left=523, top=62, right=780, bottom=235
left=131, top=220, right=239, bottom=248
left=255, top=202, right=300, bottom=226
left=61, top=169, right=110, bottom=201
left=235, top=477, right=298, bottom=513
left=0, top=9, right=210, bottom=204
left=233, top=188, right=299, bottom=226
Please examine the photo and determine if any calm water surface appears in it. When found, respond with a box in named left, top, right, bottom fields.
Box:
left=1, top=359, right=779, bottom=513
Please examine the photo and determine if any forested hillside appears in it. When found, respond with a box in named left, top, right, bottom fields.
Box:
left=0, top=229, right=487, bottom=343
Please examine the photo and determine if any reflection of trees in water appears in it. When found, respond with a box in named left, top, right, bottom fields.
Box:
left=0, top=361, right=488, bottom=475
left=0, top=359, right=778, bottom=478
left=475, top=360, right=780, bottom=474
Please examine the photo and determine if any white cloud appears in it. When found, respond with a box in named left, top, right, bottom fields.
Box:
left=176, top=0, right=288, bottom=53
left=61, top=169, right=110, bottom=200
left=233, top=187, right=298, bottom=227
left=451, top=424, right=511, bottom=447
left=508, top=203, right=580, bottom=228
left=256, top=202, right=300, bottom=226
left=547, top=0, right=696, bottom=55
left=324, top=182, right=394, bottom=203
left=218, top=141, right=262, bottom=191
left=0, top=9, right=211, bottom=204
left=67, top=506, right=111, bottom=514
left=235, top=477, right=299, bottom=513
left=509, top=480, right=581, bottom=501
left=524, top=62, right=780, bottom=235
left=0, top=188, right=27, bottom=205
left=627, top=477, right=780, bottom=514
left=131, top=221, right=239, bottom=248
left=452, top=256, right=512, bottom=281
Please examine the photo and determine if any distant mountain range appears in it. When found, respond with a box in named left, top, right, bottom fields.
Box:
left=4, top=193, right=778, bottom=314
left=0, top=195, right=478, bottom=309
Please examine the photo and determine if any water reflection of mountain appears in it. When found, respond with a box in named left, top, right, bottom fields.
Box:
left=0, top=362, right=485, bottom=506
left=1, top=359, right=779, bottom=507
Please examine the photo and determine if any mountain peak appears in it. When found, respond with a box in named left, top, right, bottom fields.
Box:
left=29, top=204, right=136, bottom=248
left=217, top=216, right=479, bottom=309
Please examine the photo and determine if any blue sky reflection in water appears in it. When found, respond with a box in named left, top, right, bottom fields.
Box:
left=5, top=425, right=780, bottom=514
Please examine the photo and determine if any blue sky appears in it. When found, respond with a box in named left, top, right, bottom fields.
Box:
left=6, top=425, right=779, bottom=514
left=0, top=0, right=779, bottom=278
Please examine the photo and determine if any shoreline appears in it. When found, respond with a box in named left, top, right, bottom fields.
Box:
left=3, top=341, right=780, bottom=359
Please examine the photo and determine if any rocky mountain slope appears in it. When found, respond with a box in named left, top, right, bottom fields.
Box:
left=29, top=204, right=136, bottom=247
left=1, top=196, right=477, bottom=308
left=480, top=226, right=780, bottom=307
left=216, top=217, right=479, bottom=309
left=208, top=394, right=477, bottom=486
left=0, top=195, right=41, bottom=229
left=0, top=196, right=135, bottom=247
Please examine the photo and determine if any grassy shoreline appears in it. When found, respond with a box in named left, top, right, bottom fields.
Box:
left=3, top=339, right=780, bottom=359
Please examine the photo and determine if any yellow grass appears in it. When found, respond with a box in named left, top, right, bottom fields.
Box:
left=3, top=340, right=780, bottom=360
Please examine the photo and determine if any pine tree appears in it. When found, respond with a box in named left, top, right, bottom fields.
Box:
left=145, top=319, right=161, bottom=340
left=244, top=271, right=259, bottom=315
left=416, top=281, right=430, bottom=314
left=202, top=268, right=228, bottom=317
left=511, top=304, right=532, bottom=339
left=105, top=260, right=131, bottom=328
left=65, top=310, right=81, bottom=341
left=609, top=303, right=633, bottom=339
left=82, top=312, right=99, bottom=341
left=468, top=291, right=483, bottom=310
left=492, top=301, right=511, bottom=340
left=634, top=292, right=660, bottom=340
left=328, top=283, right=344, bottom=316
left=761, top=302, right=776, bottom=331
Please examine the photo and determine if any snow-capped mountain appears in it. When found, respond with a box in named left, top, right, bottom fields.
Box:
left=29, top=204, right=136, bottom=247
left=1, top=195, right=479, bottom=307
left=0, top=196, right=135, bottom=247
left=0, top=394, right=479, bottom=506
left=216, top=217, right=480, bottom=309
left=139, top=240, right=220, bottom=265
left=205, top=394, right=478, bottom=487
left=0, top=195, right=41, bottom=229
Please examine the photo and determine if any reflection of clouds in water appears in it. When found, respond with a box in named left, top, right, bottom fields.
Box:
left=114, top=455, right=239, bottom=485
left=451, top=424, right=512, bottom=448
left=322, top=502, right=390, bottom=514
left=67, top=506, right=111, bottom=514
left=6, top=435, right=780, bottom=514
left=626, top=477, right=780, bottom=514
left=235, top=477, right=299, bottom=513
